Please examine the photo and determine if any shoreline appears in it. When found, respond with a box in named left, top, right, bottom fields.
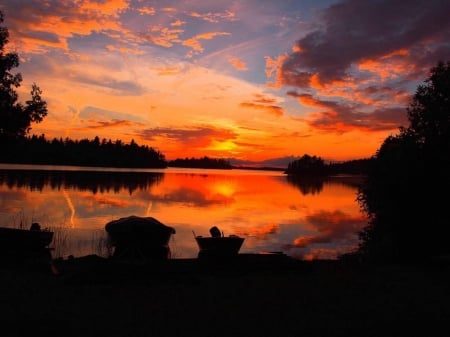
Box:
left=1, top=254, right=449, bottom=336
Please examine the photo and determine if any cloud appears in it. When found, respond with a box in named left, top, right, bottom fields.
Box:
left=139, top=25, right=184, bottom=48
left=137, top=6, right=156, bottom=16
left=2, top=0, right=129, bottom=53
left=84, top=119, right=136, bottom=130
left=171, top=20, right=186, bottom=27
left=268, top=0, right=450, bottom=136
left=154, top=65, right=185, bottom=76
left=240, top=93, right=284, bottom=116
left=139, top=125, right=238, bottom=153
left=187, top=10, right=236, bottom=23
left=228, top=57, right=248, bottom=71
left=279, top=0, right=450, bottom=86
left=182, top=31, right=231, bottom=54
left=79, top=106, right=148, bottom=124
left=287, top=91, right=407, bottom=132
left=4, top=0, right=439, bottom=162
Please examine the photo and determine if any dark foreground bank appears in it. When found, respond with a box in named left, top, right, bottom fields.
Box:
left=1, top=254, right=450, bottom=337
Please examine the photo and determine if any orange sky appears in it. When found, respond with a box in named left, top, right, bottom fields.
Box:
left=1, top=0, right=449, bottom=164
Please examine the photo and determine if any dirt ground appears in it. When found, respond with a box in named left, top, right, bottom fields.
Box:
left=1, top=254, right=449, bottom=337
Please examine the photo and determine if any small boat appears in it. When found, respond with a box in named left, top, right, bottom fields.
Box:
left=105, top=215, right=176, bottom=261
left=0, top=223, right=54, bottom=254
left=194, top=226, right=245, bottom=258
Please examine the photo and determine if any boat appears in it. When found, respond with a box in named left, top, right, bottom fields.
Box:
left=0, top=223, right=54, bottom=254
left=194, top=226, right=245, bottom=258
left=105, top=215, right=176, bottom=261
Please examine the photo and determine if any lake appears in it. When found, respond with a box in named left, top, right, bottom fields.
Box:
left=0, top=164, right=368, bottom=260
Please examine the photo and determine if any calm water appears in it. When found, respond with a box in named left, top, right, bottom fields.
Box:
left=0, top=164, right=367, bottom=260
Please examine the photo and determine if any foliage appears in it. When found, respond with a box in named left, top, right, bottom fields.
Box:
left=286, top=155, right=371, bottom=175
left=168, top=156, right=232, bottom=169
left=0, top=11, right=47, bottom=139
left=1, top=135, right=167, bottom=168
left=354, top=61, right=450, bottom=263
left=285, top=154, right=326, bottom=175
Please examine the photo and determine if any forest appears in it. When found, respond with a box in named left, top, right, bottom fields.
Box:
left=1, top=135, right=167, bottom=168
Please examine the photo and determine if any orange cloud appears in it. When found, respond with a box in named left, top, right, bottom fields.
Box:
left=171, top=20, right=185, bottom=27
left=182, top=32, right=230, bottom=53
left=187, top=10, right=236, bottom=23
left=161, top=7, right=177, bottom=13
left=6, top=1, right=129, bottom=53
left=139, top=125, right=239, bottom=159
left=228, top=57, right=248, bottom=71
left=240, top=93, right=284, bottom=117
left=80, top=0, right=128, bottom=15
left=240, top=102, right=283, bottom=117
left=106, top=45, right=144, bottom=55
left=142, top=25, right=183, bottom=48
left=155, top=65, right=184, bottom=76
left=265, top=54, right=289, bottom=88
left=358, top=50, right=411, bottom=81
left=137, top=6, right=156, bottom=16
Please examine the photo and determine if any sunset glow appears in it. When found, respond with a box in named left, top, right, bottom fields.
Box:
left=0, top=167, right=367, bottom=259
left=1, top=0, right=448, bottom=163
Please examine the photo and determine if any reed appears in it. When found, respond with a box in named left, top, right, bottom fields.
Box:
left=90, top=229, right=113, bottom=258
left=50, top=226, right=70, bottom=259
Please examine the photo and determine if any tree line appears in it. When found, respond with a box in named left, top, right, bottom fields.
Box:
left=1, top=135, right=167, bottom=168
left=168, top=156, right=232, bottom=169
left=285, top=155, right=372, bottom=176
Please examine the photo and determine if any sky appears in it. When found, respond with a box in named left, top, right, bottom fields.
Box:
left=1, top=0, right=449, bottom=163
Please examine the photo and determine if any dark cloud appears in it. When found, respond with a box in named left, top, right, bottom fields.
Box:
left=83, top=119, right=134, bottom=130
left=277, top=0, right=450, bottom=135
left=281, top=0, right=450, bottom=85
left=140, top=125, right=237, bottom=144
left=309, top=105, right=407, bottom=132
left=80, top=106, right=148, bottom=123
left=74, top=74, right=147, bottom=96
left=288, top=91, right=408, bottom=132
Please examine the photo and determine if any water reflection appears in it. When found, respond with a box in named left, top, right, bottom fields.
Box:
left=0, top=165, right=367, bottom=260
left=286, top=174, right=366, bottom=195
left=0, top=168, right=163, bottom=194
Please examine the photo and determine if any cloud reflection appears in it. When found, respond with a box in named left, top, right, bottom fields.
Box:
left=0, top=167, right=367, bottom=259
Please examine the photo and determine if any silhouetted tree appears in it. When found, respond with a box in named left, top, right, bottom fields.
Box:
left=1, top=135, right=167, bottom=168
left=285, top=154, right=326, bottom=175
left=355, top=61, right=450, bottom=262
left=168, top=156, right=232, bottom=169
left=0, top=11, right=47, bottom=139
left=286, top=155, right=371, bottom=176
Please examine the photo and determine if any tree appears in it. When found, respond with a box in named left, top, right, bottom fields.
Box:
left=355, top=61, right=450, bottom=263
left=285, top=154, right=326, bottom=175
left=0, top=10, right=47, bottom=139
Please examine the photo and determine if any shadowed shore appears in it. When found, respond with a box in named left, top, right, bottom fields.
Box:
left=1, top=254, right=450, bottom=337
